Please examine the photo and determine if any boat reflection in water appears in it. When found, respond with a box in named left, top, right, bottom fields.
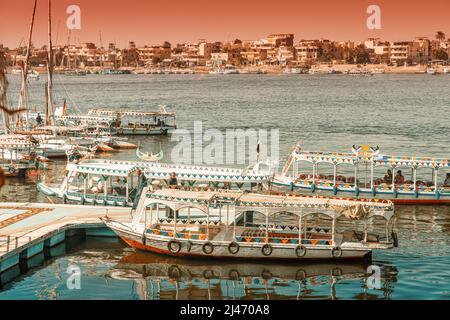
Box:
left=105, top=251, right=398, bottom=300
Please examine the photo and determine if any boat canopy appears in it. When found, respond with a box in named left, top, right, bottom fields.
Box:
left=293, top=150, right=450, bottom=168
left=71, top=159, right=272, bottom=183
left=88, top=108, right=175, bottom=117
left=145, top=189, right=394, bottom=220
left=66, top=161, right=137, bottom=177
left=143, top=163, right=272, bottom=183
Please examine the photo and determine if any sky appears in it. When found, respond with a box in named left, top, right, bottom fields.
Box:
left=1, top=0, right=450, bottom=48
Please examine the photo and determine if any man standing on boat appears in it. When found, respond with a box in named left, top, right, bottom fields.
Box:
left=36, top=113, right=43, bottom=126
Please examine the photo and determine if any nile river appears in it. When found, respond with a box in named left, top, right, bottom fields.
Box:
left=0, top=74, right=449, bottom=299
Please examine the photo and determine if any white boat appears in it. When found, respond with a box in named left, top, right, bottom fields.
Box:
left=371, top=68, right=385, bottom=74
left=209, top=65, right=239, bottom=74
left=103, top=188, right=396, bottom=261
left=37, top=138, right=73, bottom=158
left=273, top=143, right=450, bottom=205
left=87, top=106, right=177, bottom=136
left=28, top=70, right=40, bottom=80
left=0, top=139, right=37, bottom=177
left=37, top=158, right=274, bottom=206
left=426, top=67, right=437, bottom=75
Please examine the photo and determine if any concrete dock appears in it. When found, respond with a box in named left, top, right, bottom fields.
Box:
left=0, top=203, right=132, bottom=275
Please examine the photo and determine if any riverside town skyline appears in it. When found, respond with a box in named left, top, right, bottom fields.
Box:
left=1, top=32, right=450, bottom=73
left=1, top=0, right=450, bottom=48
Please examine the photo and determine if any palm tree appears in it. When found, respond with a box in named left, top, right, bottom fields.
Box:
left=435, top=31, right=446, bottom=42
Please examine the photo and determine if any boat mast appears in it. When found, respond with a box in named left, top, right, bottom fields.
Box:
left=0, top=51, right=10, bottom=133
left=18, top=0, right=38, bottom=130
left=46, top=0, right=55, bottom=126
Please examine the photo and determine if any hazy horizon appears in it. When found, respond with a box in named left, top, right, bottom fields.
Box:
left=1, top=0, right=450, bottom=48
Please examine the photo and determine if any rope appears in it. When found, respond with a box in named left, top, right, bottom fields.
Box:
left=55, top=73, right=81, bottom=115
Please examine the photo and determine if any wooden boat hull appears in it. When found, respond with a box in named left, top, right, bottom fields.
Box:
left=109, top=224, right=373, bottom=261
left=109, top=140, right=137, bottom=149
left=96, top=143, right=115, bottom=152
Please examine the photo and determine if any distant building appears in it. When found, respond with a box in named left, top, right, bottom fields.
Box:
left=294, top=44, right=318, bottom=62
left=390, top=41, right=412, bottom=64
left=138, top=45, right=171, bottom=65
left=411, top=37, right=430, bottom=64
left=198, top=41, right=212, bottom=59
left=266, top=34, right=294, bottom=47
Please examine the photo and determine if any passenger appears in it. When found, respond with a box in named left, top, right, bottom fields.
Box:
left=36, top=113, right=43, bottom=125
left=444, top=173, right=450, bottom=187
left=383, top=169, right=393, bottom=183
left=168, top=172, right=178, bottom=188
left=395, top=170, right=405, bottom=185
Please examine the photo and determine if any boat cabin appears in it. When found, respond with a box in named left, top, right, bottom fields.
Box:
left=275, top=145, right=450, bottom=203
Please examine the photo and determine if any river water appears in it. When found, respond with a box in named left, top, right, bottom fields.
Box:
left=0, top=74, right=449, bottom=299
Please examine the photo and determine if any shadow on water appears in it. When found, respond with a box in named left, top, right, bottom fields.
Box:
left=0, top=233, right=399, bottom=300
left=104, top=251, right=399, bottom=300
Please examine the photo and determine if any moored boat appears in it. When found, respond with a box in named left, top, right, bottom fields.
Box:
left=103, top=188, right=396, bottom=261
left=273, top=144, right=450, bottom=205
left=37, top=159, right=274, bottom=206
left=426, top=67, right=437, bottom=75
left=87, top=106, right=176, bottom=136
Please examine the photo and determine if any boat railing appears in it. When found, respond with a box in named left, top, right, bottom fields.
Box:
left=295, top=176, right=446, bottom=194
left=67, top=190, right=128, bottom=203
left=144, top=227, right=335, bottom=247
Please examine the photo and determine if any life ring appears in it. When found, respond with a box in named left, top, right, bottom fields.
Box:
left=8, top=166, right=16, bottom=174
left=228, top=241, right=240, bottom=255
left=203, top=269, right=215, bottom=279
left=331, top=246, right=343, bottom=258
left=261, top=244, right=273, bottom=256
left=168, top=265, right=182, bottom=279
left=202, top=242, right=214, bottom=255
left=295, top=244, right=307, bottom=257
left=168, top=240, right=182, bottom=254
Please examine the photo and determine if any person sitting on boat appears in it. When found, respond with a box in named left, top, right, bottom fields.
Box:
left=168, top=172, right=178, bottom=189
left=383, top=169, right=393, bottom=183
left=36, top=113, right=43, bottom=125
left=395, top=170, right=405, bottom=185
left=443, top=173, right=450, bottom=187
